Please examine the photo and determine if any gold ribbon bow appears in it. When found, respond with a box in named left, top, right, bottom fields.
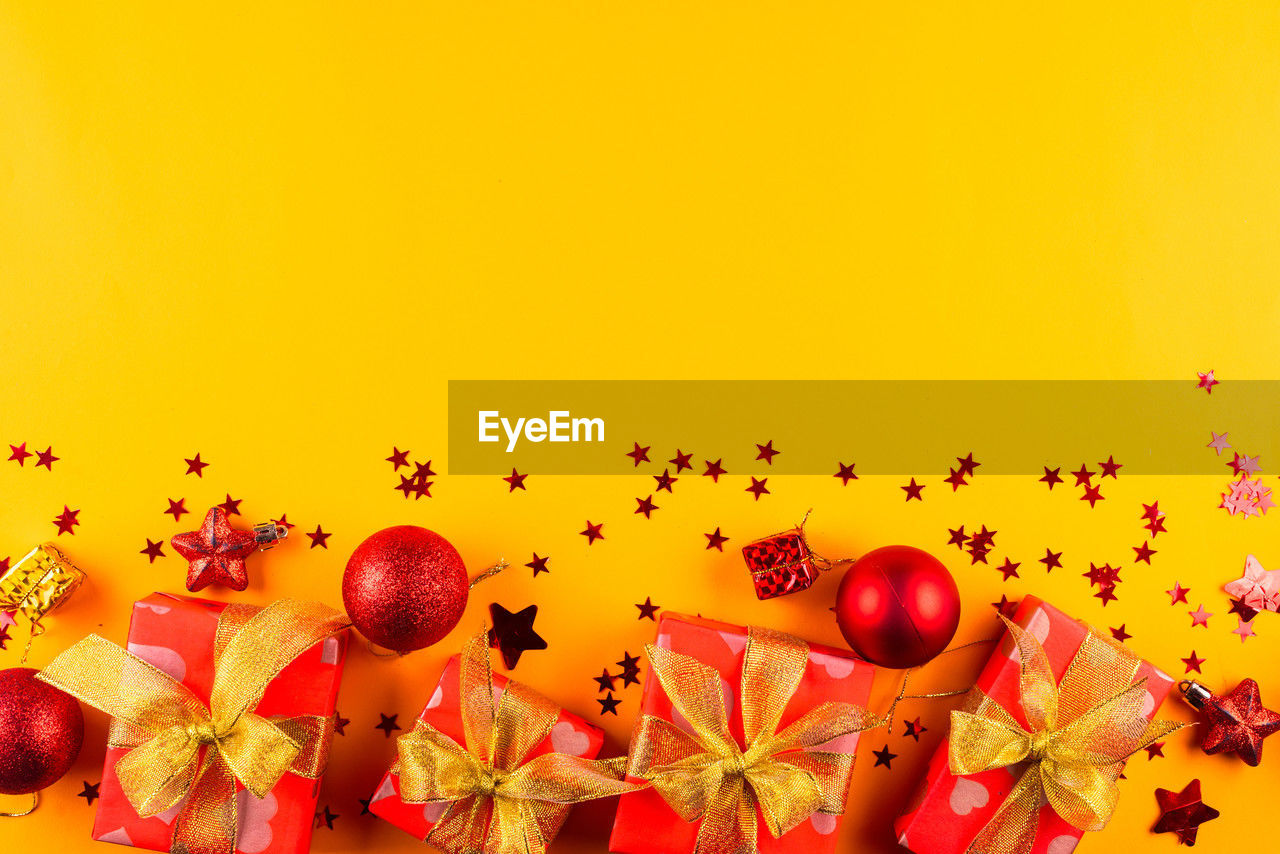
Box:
left=395, top=631, right=636, bottom=854
left=37, top=599, right=348, bottom=854
left=627, top=626, right=881, bottom=854
left=948, top=616, right=1184, bottom=854
left=0, top=543, right=86, bottom=661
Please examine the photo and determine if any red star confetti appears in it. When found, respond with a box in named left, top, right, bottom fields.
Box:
left=313, top=806, right=338, bottom=830
left=1153, top=779, right=1219, bottom=846
left=1167, top=582, right=1191, bottom=605
left=581, top=521, right=605, bottom=544
left=903, top=717, right=927, bottom=741
left=745, top=477, right=770, bottom=501
left=35, top=446, right=58, bottom=470
left=704, top=528, right=729, bottom=551
left=413, top=460, right=436, bottom=480
left=1132, top=542, right=1156, bottom=564
left=653, top=470, right=677, bottom=493
left=1220, top=475, right=1273, bottom=517
left=306, top=525, right=331, bottom=549
left=394, top=475, right=417, bottom=498
left=1227, top=452, right=1262, bottom=477
left=634, top=495, right=658, bottom=518
left=1188, top=604, right=1213, bottom=628
left=943, top=468, right=968, bottom=491
left=1095, top=584, right=1118, bottom=606
left=872, top=745, right=897, bottom=769
left=1196, top=370, right=1219, bottom=394
left=1098, top=455, right=1122, bottom=478
left=1110, top=624, right=1132, bottom=642
left=1145, top=742, right=1165, bottom=760
left=140, top=539, right=165, bottom=563
left=77, top=781, right=100, bottom=805
left=956, top=453, right=980, bottom=477
left=218, top=494, right=242, bottom=517
left=487, top=603, right=547, bottom=669
left=1071, top=464, right=1094, bottom=486
left=1207, top=432, right=1231, bottom=455
left=375, top=714, right=401, bottom=738
left=1080, top=484, right=1105, bottom=507
left=597, top=692, right=621, bottom=716
left=1084, top=563, right=1121, bottom=588
left=992, top=595, right=1019, bottom=618
left=1229, top=597, right=1260, bottom=622
left=625, top=443, right=650, bottom=466
left=755, top=440, right=780, bottom=464
left=525, top=553, right=550, bottom=577
left=702, top=459, right=726, bottom=482
left=834, top=462, right=858, bottom=485
left=385, top=447, right=410, bottom=469
left=1145, top=515, right=1168, bottom=537
left=165, top=498, right=188, bottom=521
left=1182, top=651, right=1206, bottom=674
left=7, top=442, right=31, bottom=465
left=53, top=505, right=80, bottom=535
left=1232, top=618, right=1257, bottom=643
left=635, top=597, right=660, bottom=620
left=967, top=526, right=997, bottom=564
left=996, top=558, right=1020, bottom=581
left=668, top=450, right=693, bottom=473
left=1039, top=548, right=1062, bottom=572
left=947, top=526, right=969, bottom=548
left=901, top=478, right=925, bottom=502
left=0, top=625, right=9, bottom=650
left=1039, top=466, right=1063, bottom=490
left=184, top=453, right=208, bottom=477
left=593, top=670, right=616, bottom=692
left=333, top=713, right=349, bottom=736
left=503, top=469, right=528, bottom=492
left=1141, top=500, right=1164, bottom=521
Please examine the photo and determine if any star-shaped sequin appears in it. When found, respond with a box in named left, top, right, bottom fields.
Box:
left=1196, top=370, right=1219, bottom=394
left=1207, top=432, right=1231, bottom=455
left=503, top=469, right=528, bottom=492
left=7, top=442, right=31, bottom=465
left=704, top=528, right=729, bottom=551
left=1145, top=742, right=1165, bottom=760
left=184, top=453, right=208, bottom=477
left=1188, top=604, right=1213, bottom=628
left=1181, top=651, right=1206, bottom=674
left=386, top=447, right=410, bottom=469
left=1080, top=484, right=1105, bottom=507
left=996, top=558, right=1020, bottom=581
left=992, top=595, right=1019, bottom=618
left=755, top=440, right=780, bottom=464
left=306, top=525, right=331, bottom=549
left=526, top=553, right=550, bottom=577
left=834, top=462, right=858, bottom=485
left=1232, top=618, right=1257, bottom=643
left=35, top=446, right=58, bottom=470
left=597, top=692, right=621, bottom=716
left=53, top=505, right=80, bottom=536
left=1132, top=541, right=1156, bottom=564
left=1039, top=549, right=1063, bottom=572
left=1098, top=456, right=1122, bottom=479
left=745, top=477, right=770, bottom=500
left=956, top=453, right=980, bottom=477
left=488, top=603, right=548, bottom=669
left=171, top=507, right=260, bottom=591
left=1154, top=779, right=1218, bottom=845
left=626, top=443, right=651, bottom=466
left=702, top=459, right=726, bottom=482
left=635, top=597, right=660, bottom=620
left=901, top=478, right=925, bottom=501
left=581, top=520, right=604, bottom=544
left=333, top=712, right=350, bottom=736
left=1071, top=464, right=1095, bottom=486
left=668, top=450, right=693, bottom=473
left=903, top=717, right=927, bottom=741
left=634, top=495, right=659, bottom=518
left=593, top=669, right=616, bottom=692
left=164, top=498, right=189, bottom=521
left=1167, top=582, right=1190, bottom=605
left=375, top=714, right=401, bottom=738
left=140, top=539, right=166, bottom=563
left=943, top=468, right=968, bottom=491
left=653, top=470, right=678, bottom=493
left=1110, top=624, right=1132, bottom=642
left=218, top=494, right=242, bottom=517
left=1040, top=466, right=1063, bottom=490
left=872, top=745, right=897, bottom=769
left=78, top=781, right=100, bottom=805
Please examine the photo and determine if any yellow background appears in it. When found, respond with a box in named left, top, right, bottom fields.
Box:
left=2, top=3, right=1280, bottom=853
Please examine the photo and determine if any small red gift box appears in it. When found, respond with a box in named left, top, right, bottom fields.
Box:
left=894, top=596, right=1175, bottom=854
left=609, top=612, right=876, bottom=854
left=741, top=530, right=818, bottom=599
left=89, top=593, right=348, bottom=854
left=368, top=654, right=607, bottom=841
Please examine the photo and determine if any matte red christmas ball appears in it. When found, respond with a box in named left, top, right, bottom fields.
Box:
left=835, top=545, right=960, bottom=669
left=0, top=667, right=84, bottom=794
left=342, top=525, right=470, bottom=653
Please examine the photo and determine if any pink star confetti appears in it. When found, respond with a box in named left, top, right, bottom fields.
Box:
left=1167, top=582, right=1191, bottom=605
left=1188, top=604, right=1213, bottom=628
left=1228, top=452, right=1262, bottom=477
left=1223, top=555, right=1280, bottom=612
left=1233, top=618, right=1258, bottom=642
left=1196, top=370, right=1219, bottom=394
left=1207, top=432, right=1231, bottom=455
left=1220, top=476, right=1273, bottom=518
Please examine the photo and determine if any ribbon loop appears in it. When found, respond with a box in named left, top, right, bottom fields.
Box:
left=37, top=598, right=348, bottom=854
left=395, top=630, right=636, bottom=854
left=948, top=615, right=1185, bottom=854
left=627, top=625, right=880, bottom=853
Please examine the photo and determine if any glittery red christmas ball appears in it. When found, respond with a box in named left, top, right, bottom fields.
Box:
left=0, top=667, right=83, bottom=794
left=835, top=545, right=960, bottom=669
left=342, top=526, right=470, bottom=653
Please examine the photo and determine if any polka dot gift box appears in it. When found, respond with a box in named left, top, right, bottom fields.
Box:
left=610, top=613, right=878, bottom=854
left=894, top=596, right=1176, bottom=854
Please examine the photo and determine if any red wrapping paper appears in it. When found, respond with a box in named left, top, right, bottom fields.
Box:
left=368, top=655, right=606, bottom=841
left=893, top=596, right=1175, bottom=854
left=609, top=613, right=876, bottom=854
left=90, top=593, right=348, bottom=854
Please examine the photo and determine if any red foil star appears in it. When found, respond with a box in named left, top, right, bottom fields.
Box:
left=1153, top=779, right=1219, bottom=845
left=171, top=506, right=261, bottom=592
left=1187, top=678, right=1280, bottom=766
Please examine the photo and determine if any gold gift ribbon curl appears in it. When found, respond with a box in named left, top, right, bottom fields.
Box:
left=394, top=630, right=636, bottom=854
left=626, top=626, right=882, bottom=854
left=37, top=599, right=348, bottom=854
left=948, top=616, right=1185, bottom=854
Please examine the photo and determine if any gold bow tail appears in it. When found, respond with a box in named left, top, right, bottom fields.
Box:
left=37, top=599, right=349, bottom=854
left=948, top=616, right=1185, bottom=854
left=626, top=626, right=881, bottom=854
left=394, top=631, right=637, bottom=854
left=0, top=543, right=86, bottom=662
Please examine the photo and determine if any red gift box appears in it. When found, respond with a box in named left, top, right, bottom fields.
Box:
left=368, top=654, right=607, bottom=841
left=90, top=593, right=348, bottom=854
left=741, top=530, right=818, bottom=599
left=893, top=596, right=1175, bottom=854
left=609, top=612, right=876, bottom=854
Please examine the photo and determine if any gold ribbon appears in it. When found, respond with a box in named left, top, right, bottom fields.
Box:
left=948, top=616, right=1184, bottom=854
left=395, top=630, right=636, bottom=854
left=627, top=626, right=881, bottom=854
left=0, top=543, right=86, bottom=662
left=37, top=598, right=348, bottom=854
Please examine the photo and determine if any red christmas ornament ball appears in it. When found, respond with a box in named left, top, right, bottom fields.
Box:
left=342, top=525, right=470, bottom=653
left=835, top=545, right=961, bottom=669
left=0, top=667, right=83, bottom=794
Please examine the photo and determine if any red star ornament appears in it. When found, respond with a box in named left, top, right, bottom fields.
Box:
left=1153, top=778, right=1219, bottom=846
left=171, top=506, right=262, bottom=592
left=1181, top=678, right=1280, bottom=766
